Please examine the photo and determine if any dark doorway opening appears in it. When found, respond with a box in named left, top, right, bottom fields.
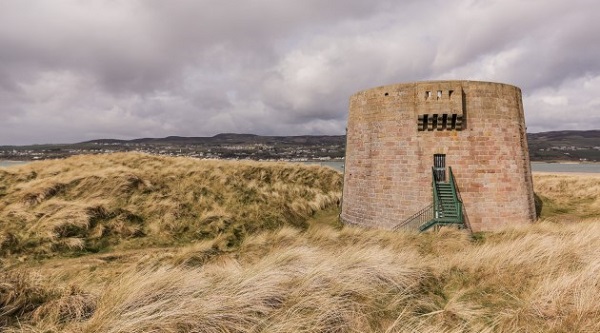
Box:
left=433, top=154, right=446, bottom=182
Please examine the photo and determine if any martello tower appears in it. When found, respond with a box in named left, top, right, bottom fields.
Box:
left=341, top=80, right=536, bottom=232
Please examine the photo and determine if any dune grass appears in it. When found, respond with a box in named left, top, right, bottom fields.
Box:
left=1, top=156, right=599, bottom=332
left=0, top=153, right=342, bottom=257
left=4, top=220, right=600, bottom=333
left=533, top=173, right=600, bottom=220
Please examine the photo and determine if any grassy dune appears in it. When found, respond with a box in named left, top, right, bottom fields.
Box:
left=533, top=173, right=600, bottom=220
left=0, top=153, right=342, bottom=257
left=1, top=155, right=599, bottom=332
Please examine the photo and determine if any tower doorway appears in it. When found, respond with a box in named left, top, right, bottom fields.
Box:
left=433, top=154, right=446, bottom=182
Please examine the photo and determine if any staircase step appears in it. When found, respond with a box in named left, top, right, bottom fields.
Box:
left=425, top=172, right=464, bottom=233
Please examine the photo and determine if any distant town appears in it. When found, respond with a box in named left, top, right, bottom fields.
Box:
left=1, top=130, right=599, bottom=162
left=0, top=133, right=346, bottom=162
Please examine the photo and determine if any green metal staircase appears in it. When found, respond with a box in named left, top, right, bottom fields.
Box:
left=394, top=167, right=466, bottom=232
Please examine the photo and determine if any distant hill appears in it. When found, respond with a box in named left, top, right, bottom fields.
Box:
left=2, top=130, right=599, bottom=162
left=84, top=130, right=600, bottom=161
left=527, top=130, right=600, bottom=161
left=82, top=133, right=346, bottom=146
left=528, top=130, right=600, bottom=146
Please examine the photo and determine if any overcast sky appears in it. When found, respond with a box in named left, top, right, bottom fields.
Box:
left=1, top=0, right=599, bottom=145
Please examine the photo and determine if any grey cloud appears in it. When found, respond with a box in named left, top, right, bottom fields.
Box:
left=525, top=75, right=600, bottom=133
left=0, top=0, right=598, bottom=145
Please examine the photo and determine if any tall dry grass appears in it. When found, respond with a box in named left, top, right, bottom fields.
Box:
left=1, top=158, right=599, bottom=332
left=533, top=173, right=600, bottom=220
left=0, top=269, right=96, bottom=329
left=0, top=153, right=342, bottom=256
left=5, top=220, right=599, bottom=333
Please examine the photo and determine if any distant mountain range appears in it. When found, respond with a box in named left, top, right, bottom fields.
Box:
left=84, top=130, right=600, bottom=161
left=81, top=133, right=346, bottom=146
left=527, top=130, right=600, bottom=161
left=2, top=130, right=599, bottom=162
left=527, top=130, right=600, bottom=143
left=82, top=130, right=600, bottom=161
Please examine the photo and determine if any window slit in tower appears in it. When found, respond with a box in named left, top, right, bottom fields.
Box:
left=449, top=90, right=454, bottom=98
left=437, top=90, right=442, bottom=99
left=422, top=114, right=428, bottom=131
left=442, top=114, right=448, bottom=130
left=451, top=114, right=457, bottom=130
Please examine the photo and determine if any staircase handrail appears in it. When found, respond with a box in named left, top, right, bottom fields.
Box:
left=448, top=167, right=463, bottom=223
left=393, top=203, right=434, bottom=230
left=396, top=167, right=467, bottom=233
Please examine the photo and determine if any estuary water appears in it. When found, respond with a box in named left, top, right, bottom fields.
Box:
left=530, top=162, right=600, bottom=173
left=0, top=160, right=30, bottom=168
left=302, top=161, right=600, bottom=173
left=2, top=159, right=600, bottom=174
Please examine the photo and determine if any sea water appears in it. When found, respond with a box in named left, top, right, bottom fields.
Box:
left=302, top=161, right=600, bottom=173
left=0, top=161, right=30, bottom=168
left=2, top=159, right=600, bottom=173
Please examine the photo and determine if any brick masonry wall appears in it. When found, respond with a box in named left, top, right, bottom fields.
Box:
left=341, top=81, right=536, bottom=232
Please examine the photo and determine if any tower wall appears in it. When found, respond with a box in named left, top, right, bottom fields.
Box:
left=341, top=80, right=536, bottom=232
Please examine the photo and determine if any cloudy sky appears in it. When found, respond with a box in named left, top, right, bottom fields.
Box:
left=1, top=0, right=599, bottom=145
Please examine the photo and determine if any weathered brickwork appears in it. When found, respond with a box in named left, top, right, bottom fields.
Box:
left=341, top=81, right=536, bottom=232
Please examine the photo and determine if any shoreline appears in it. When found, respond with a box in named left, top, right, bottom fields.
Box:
left=531, top=161, right=600, bottom=165
left=2, top=158, right=600, bottom=173
left=533, top=171, right=600, bottom=177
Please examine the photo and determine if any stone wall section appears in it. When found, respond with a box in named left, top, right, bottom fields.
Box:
left=341, top=80, right=536, bottom=232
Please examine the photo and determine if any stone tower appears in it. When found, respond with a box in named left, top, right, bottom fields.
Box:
left=341, top=80, right=536, bottom=232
